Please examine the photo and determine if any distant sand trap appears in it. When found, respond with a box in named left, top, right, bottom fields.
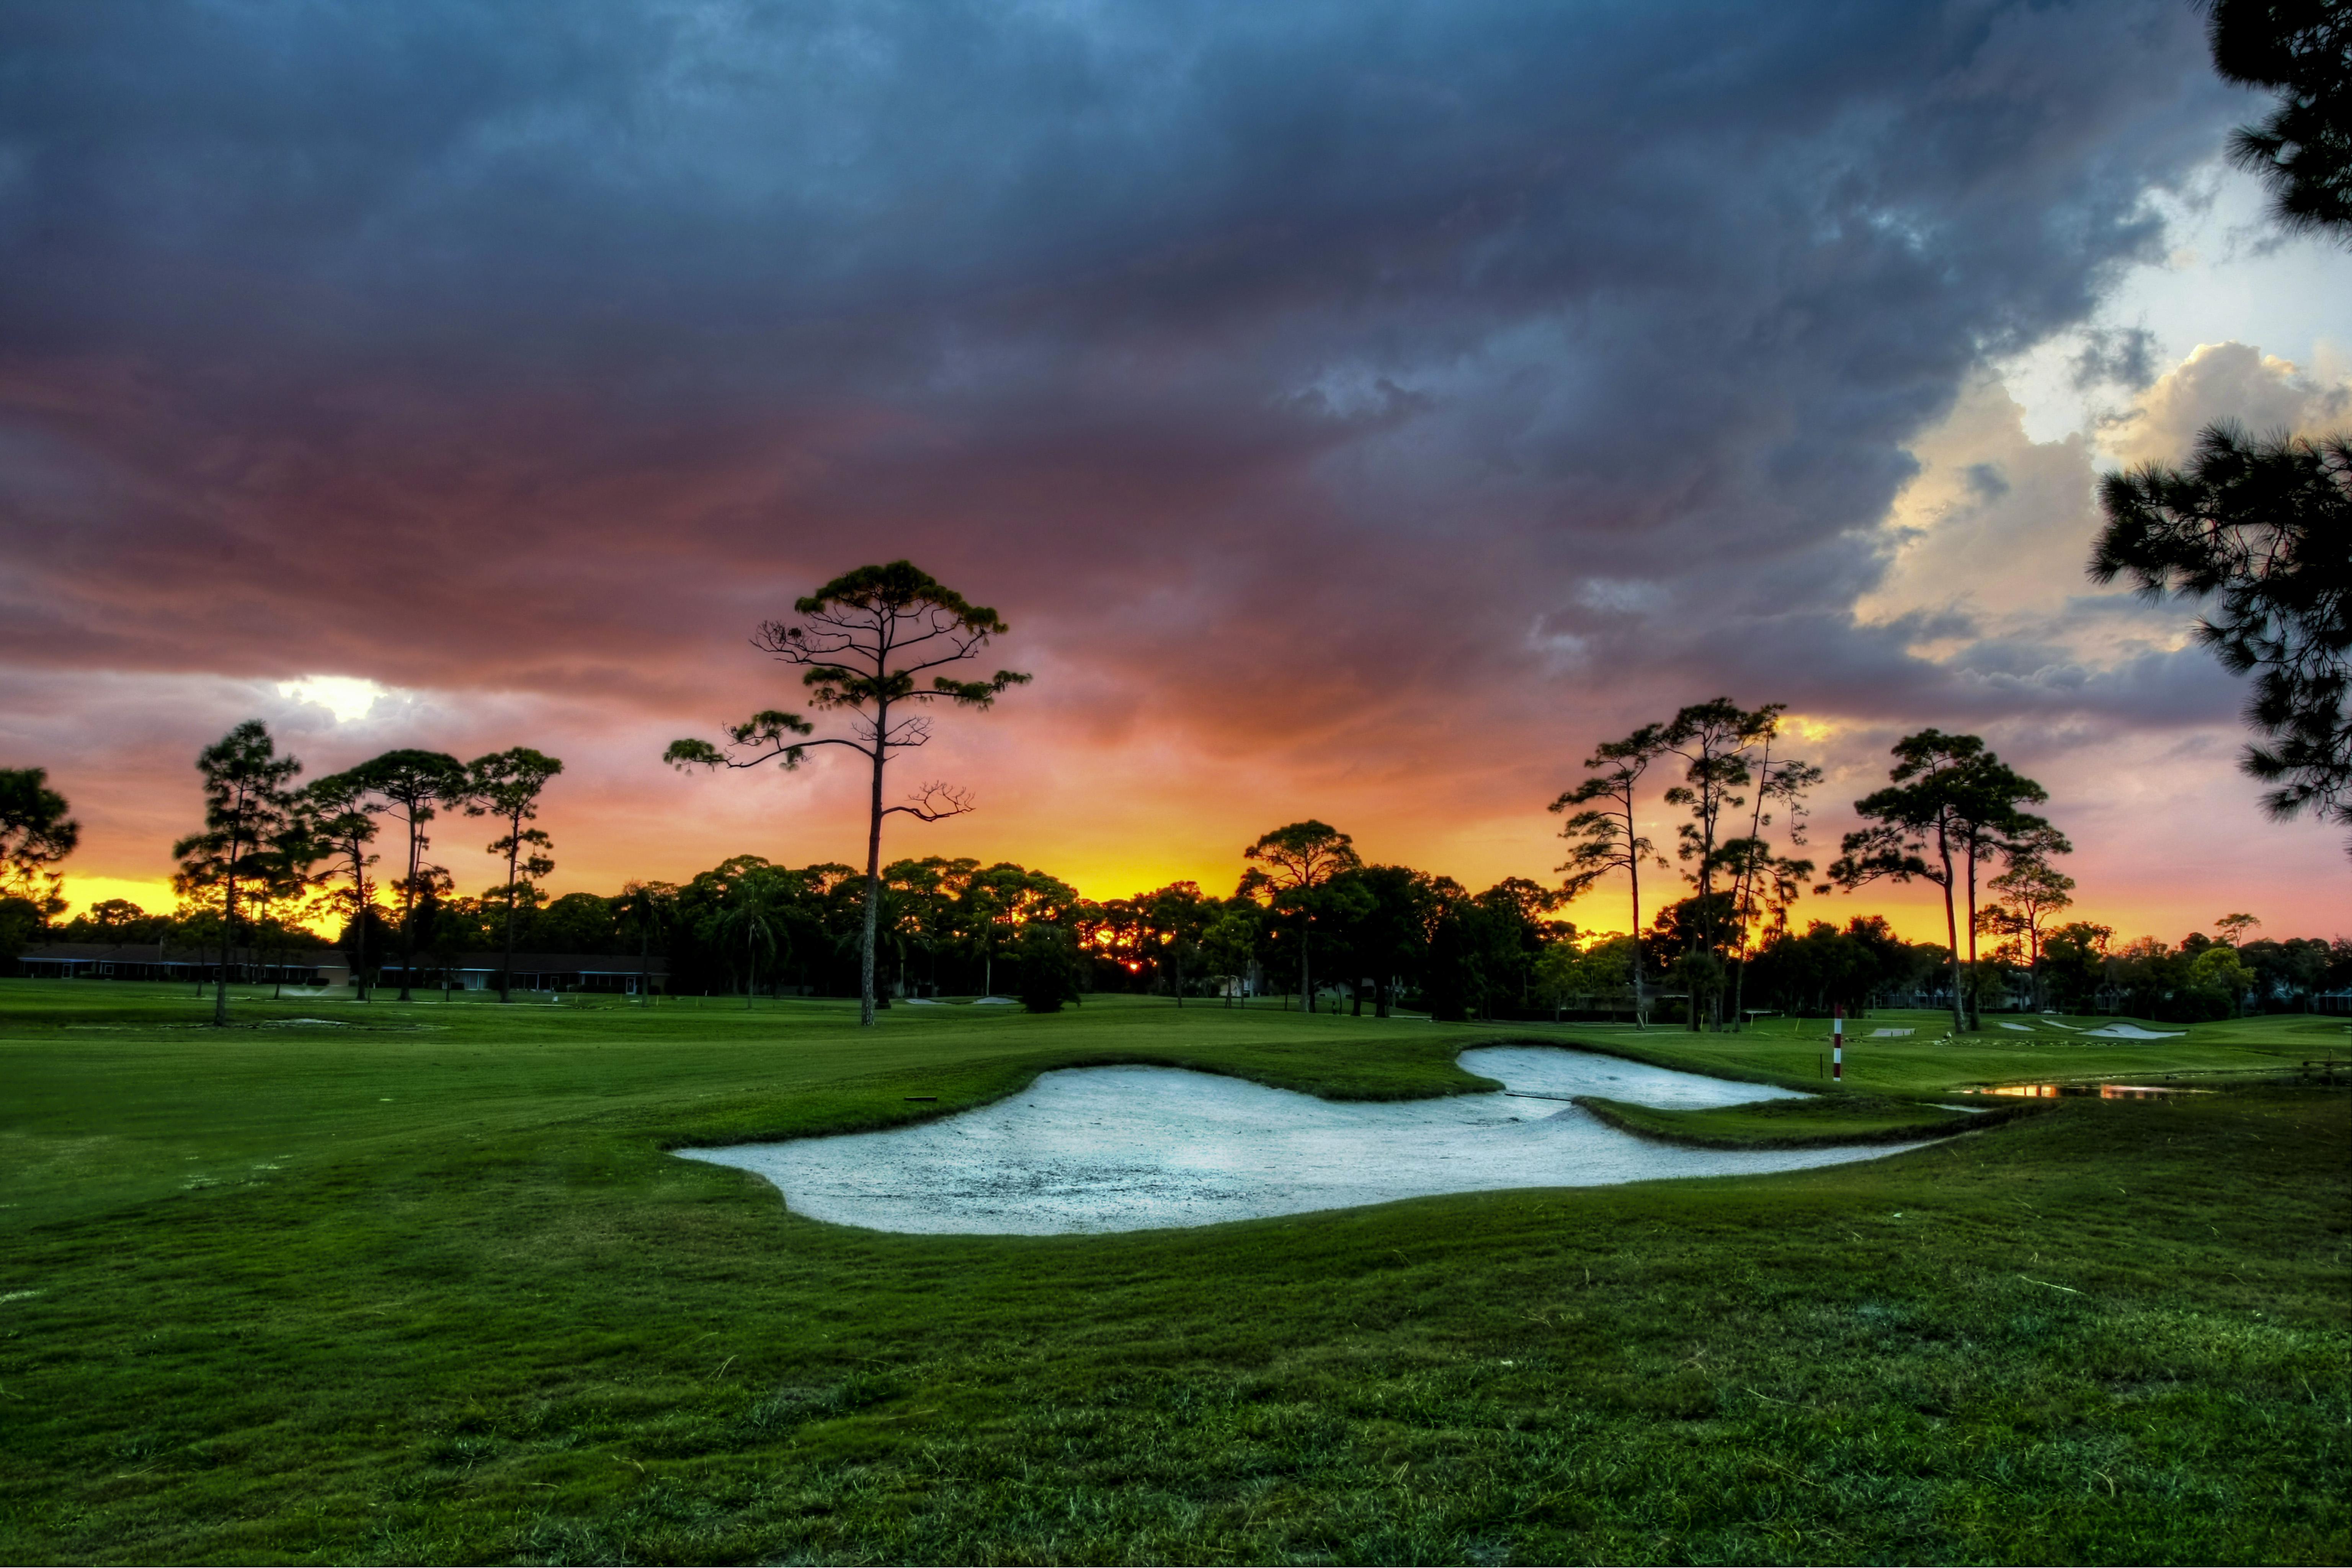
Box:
left=680, top=1046, right=1936, bottom=1235
left=2082, top=1024, right=2188, bottom=1039
left=1999, top=1023, right=2036, bottom=1032
left=1869, top=1028, right=1914, bottom=1037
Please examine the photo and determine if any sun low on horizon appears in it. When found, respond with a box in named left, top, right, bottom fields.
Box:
left=4, top=0, right=2347, bottom=953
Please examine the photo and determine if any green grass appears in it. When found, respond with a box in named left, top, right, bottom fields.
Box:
left=1576, top=1092, right=1993, bottom=1148
left=1552, top=1005, right=2352, bottom=1095
left=0, top=982, right=2345, bottom=1564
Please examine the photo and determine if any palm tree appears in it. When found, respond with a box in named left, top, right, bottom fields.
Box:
left=710, top=872, right=786, bottom=1008
left=618, top=881, right=676, bottom=1007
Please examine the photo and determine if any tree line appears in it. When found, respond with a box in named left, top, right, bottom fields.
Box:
left=2, top=529, right=2341, bottom=1026
left=26, top=819, right=2348, bottom=1023
left=8, top=733, right=2347, bottom=1023
left=0, top=726, right=568, bottom=1023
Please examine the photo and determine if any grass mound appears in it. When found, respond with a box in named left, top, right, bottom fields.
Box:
left=1578, top=1090, right=2002, bottom=1147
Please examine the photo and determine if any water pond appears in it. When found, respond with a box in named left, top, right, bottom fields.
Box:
left=678, top=1046, right=1936, bottom=1235
left=1966, top=1082, right=2205, bottom=1100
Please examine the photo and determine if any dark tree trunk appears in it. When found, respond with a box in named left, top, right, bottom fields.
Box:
left=1963, top=838, right=1982, bottom=1030
left=1627, top=821, right=1648, bottom=1030
left=1936, top=829, right=1963, bottom=1035
left=1300, top=920, right=1311, bottom=1014
left=396, top=819, right=420, bottom=1003
left=213, top=871, right=233, bottom=1026
left=500, top=821, right=520, bottom=1004
left=350, top=850, right=369, bottom=1002
left=858, top=718, right=885, bottom=1028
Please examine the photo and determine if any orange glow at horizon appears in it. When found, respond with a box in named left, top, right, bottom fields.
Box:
left=39, top=692, right=2334, bottom=961
left=42, top=851, right=2285, bottom=956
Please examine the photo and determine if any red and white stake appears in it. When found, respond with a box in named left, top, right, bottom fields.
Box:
left=1832, top=1006, right=1844, bottom=1080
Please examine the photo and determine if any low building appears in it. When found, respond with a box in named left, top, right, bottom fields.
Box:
left=15, top=943, right=668, bottom=995
left=15, top=941, right=340, bottom=987
left=374, top=953, right=670, bottom=995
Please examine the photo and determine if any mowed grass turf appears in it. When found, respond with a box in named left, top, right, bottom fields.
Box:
left=1575, top=1093, right=1990, bottom=1148
left=0, top=985, right=2345, bottom=1565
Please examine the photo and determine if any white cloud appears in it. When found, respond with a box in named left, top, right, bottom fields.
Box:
left=2096, top=340, right=2352, bottom=467
left=1862, top=339, right=2352, bottom=664
left=1857, top=370, right=2107, bottom=639
left=275, top=675, right=392, bottom=725
left=1994, top=159, right=2352, bottom=448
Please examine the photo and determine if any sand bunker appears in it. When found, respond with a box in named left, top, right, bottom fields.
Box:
left=679, top=1046, right=1932, bottom=1235
left=1869, top=1027, right=1914, bottom=1037
left=2081, top=1023, right=2187, bottom=1039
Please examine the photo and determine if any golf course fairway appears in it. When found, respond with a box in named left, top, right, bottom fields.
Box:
left=1, top=985, right=2344, bottom=1564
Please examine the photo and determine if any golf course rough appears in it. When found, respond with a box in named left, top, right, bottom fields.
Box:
left=0, top=985, right=2344, bottom=1565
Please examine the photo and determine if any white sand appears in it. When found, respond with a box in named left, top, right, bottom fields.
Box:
left=679, top=1045, right=1931, bottom=1235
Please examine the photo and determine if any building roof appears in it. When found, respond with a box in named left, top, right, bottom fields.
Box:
left=18, top=942, right=667, bottom=974
left=376, top=952, right=671, bottom=974
left=18, top=941, right=333, bottom=965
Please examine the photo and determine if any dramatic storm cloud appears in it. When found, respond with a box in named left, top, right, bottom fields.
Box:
left=1, top=0, right=2343, bottom=935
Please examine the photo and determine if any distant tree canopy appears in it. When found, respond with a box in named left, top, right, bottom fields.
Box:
left=326, top=749, right=469, bottom=1002
left=0, top=722, right=572, bottom=999
left=302, top=772, right=382, bottom=999
left=1238, top=821, right=1362, bottom=1013
left=666, top=560, right=1028, bottom=1027
left=17, top=684, right=2330, bottom=1026
left=1743, top=916, right=1938, bottom=1018
left=172, top=721, right=304, bottom=1025
left=0, top=768, right=77, bottom=973
left=26, top=825, right=2335, bottom=1024
left=1552, top=698, right=1816, bottom=1031
left=1825, top=730, right=2063, bottom=1033
left=1552, top=723, right=1668, bottom=1026
left=465, top=746, right=564, bottom=1003
left=0, top=767, right=78, bottom=914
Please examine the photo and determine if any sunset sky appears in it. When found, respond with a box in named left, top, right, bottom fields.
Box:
left=3, top=0, right=2347, bottom=946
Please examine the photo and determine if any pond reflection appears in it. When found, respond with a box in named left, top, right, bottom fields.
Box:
left=1968, top=1082, right=2203, bottom=1099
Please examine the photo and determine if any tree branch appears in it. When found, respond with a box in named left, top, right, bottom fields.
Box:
left=883, top=782, right=977, bottom=822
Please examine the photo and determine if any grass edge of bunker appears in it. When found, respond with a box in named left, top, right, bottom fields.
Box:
left=0, top=985, right=2344, bottom=1565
